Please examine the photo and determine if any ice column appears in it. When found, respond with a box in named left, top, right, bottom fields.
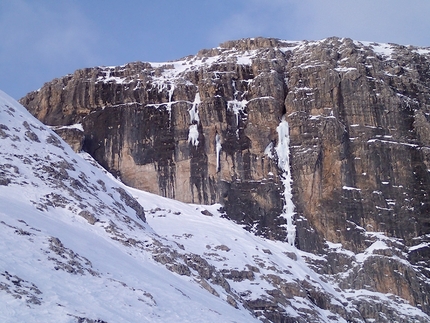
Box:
left=215, top=133, right=222, bottom=172
left=275, top=116, right=296, bottom=246
left=153, top=81, right=176, bottom=119
left=189, top=92, right=200, bottom=124
left=166, top=83, right=175, bottom=118
left=188, top=92, right=201, bottom=147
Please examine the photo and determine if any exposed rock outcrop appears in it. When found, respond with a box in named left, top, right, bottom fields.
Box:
left=20, top=37, right=430, bottom=320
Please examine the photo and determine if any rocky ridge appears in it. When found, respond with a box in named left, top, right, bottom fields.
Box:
left=20, top=37, right=430, bottom=320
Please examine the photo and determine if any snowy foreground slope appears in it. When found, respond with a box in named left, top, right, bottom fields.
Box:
left=0, top=90, right=256, bottom=323
left=1, top=89, right=429, bottom=323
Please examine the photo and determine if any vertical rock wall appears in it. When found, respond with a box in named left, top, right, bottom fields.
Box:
left=21, top=38, right=430, bottom=321
left=22, top=39, right=291, bottom=239
left=20, top=37, right=430, bottom=247
left=20, top=38, right=430, bottom=315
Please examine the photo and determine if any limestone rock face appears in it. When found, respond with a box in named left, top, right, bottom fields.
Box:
left=50, top=126, right=84, bottom=152
left=21, top=37, right=430, bottom=320
left=22, top=40, right=290, bottom=239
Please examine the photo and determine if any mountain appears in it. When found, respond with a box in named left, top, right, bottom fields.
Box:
left=2, top=90, right=428, bottom=323
left=20, top=37, right=430, bottom=244
left=9, top=36, right=430, bottom=322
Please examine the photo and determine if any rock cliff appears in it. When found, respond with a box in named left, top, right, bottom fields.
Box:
left=21, top=37, right=430, bottom=321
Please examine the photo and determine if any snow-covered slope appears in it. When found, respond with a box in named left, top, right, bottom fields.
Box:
left=1, top=89, right=429, bottom=322
left=0, top=90, right=257, bottom=323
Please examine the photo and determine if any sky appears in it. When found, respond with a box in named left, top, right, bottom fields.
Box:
left=1, top=0, right=429, bottom=99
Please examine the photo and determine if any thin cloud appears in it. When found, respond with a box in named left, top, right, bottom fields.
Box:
left=210, top=0, right=430, bottom=46
left=0, top=0, right=99, bottom=67
left=209, top=0, right=301, bottom=44
left=0, top=0, right=101, bottom=98
left=295, top=0, right=430, bottom=46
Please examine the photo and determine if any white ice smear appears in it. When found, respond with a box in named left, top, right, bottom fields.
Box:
left=189, top=92, right=201, bottom=123
left=149, top=80, right=176, bottom=118
left=215, top=133, right=222, bottom=172
left=334, top=67, right=357, bottom=73
left=275, top=117, right=296, bottom=246
left=188, top=92, right=201, bottom=147
left=409, top=242, right=430, bottom=252
left=342, top=186, right=361, bottom=191
left=97, top=68, right=126, bottom=84
left=228, top=80, right=248, bottom=138
left=188, top=124, right=199, bottom=146
left=227, top=99, right=248, bottom=138
left=235, top=49, right=258, bottom=65
left=166, top=82, right=175, bottom=116
left=50, top=123, right=84, bottom=131
left=264, top=142, right=274, bottom=158
left=356, top=41, right=395, bottom=60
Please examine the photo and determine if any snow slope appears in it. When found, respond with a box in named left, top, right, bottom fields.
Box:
left=1, top=88, right=429, bottom=323
left=0, top=90, right=257, bottom=323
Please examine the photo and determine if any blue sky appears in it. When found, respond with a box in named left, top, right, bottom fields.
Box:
left=1, top=0, right=430, bottom=99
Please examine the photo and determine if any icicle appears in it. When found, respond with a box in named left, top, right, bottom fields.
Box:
left=275, top=116, right=296, bottom=246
